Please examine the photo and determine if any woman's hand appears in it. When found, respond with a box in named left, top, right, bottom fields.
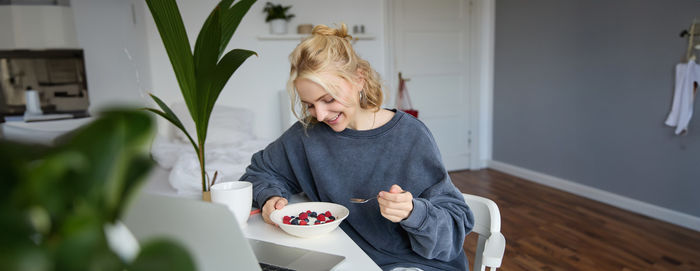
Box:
left=377, top=184, right=414, bottom=223
left=262, top=196, right=288, bottom=226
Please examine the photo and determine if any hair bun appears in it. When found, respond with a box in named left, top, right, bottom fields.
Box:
left=312, top=24, right=352, bottom=40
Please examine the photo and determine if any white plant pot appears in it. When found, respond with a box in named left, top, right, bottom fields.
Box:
left=269, top=19, right=287, bottom=35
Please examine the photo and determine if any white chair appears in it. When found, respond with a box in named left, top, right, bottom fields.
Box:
left=463, top=193, right=506, bottom=271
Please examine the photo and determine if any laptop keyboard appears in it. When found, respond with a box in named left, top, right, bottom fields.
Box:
left=259, top=262, right=296, bottom=271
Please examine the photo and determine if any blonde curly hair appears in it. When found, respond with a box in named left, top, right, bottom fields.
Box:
left=286, top=23, right=384, bottom=126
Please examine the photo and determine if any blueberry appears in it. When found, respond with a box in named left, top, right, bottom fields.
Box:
left=329, top=216, right=335, bottom=220
left=310, top=212, right=317, bottom=218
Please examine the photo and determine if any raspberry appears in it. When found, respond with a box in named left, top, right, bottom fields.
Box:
left=282, top=210, right=341, bottom=226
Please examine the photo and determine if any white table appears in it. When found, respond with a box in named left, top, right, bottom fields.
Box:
left=143, top=168, right=381, bottom=271
left=242, top=195, right=381, bottom=271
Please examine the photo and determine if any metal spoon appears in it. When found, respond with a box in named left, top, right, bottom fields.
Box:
left=350, top=191, right=407, bottom=204
left=349, top=197, right=377, bottom=204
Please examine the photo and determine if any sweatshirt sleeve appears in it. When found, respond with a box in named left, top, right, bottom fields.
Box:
left=399, top=176, right=474, bottom=261
left=239, top=133, right=302, bottom=208
left=397, top=120, right=475, bottom=261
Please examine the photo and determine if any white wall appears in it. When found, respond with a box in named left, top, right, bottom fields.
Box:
left=0, top=5, right=79, bottom=49
left=144, top=0, right=386, bottom=139
left=71, top=0, right=151, bottom=113
left=41, top=0, right=387, bottom=139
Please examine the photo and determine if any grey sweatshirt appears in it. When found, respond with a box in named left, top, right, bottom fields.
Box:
left=240, top=110, right=474, bottom=271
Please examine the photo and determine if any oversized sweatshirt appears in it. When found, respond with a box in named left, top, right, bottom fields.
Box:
left=239, top=109, right=474, bottom=271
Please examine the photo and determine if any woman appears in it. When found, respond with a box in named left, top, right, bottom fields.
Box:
left=240, top=24, right=474, bottom=271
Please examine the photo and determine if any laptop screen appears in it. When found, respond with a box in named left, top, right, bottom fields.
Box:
left=123, top=193, right=345, bottom=271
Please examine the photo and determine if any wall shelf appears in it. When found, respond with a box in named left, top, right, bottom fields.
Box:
left=257, top=34, right=375, bottom=41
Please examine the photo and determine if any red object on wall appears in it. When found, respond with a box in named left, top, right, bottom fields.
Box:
left=404, top=109, right=419, bottom=118
left=396, top=72, right=418, bottom=118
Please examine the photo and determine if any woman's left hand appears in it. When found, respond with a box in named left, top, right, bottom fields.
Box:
left=377, top=184, right=414, bottom=223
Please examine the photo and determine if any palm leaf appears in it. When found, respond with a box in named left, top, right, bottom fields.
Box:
left=193, top=8, right=223, bottom=144
left=144, top=94, right=198, bottom=153
left=198, top=49, right=257, bottom=137
left=208, top=49, right=257, bottom=111
left=145, top=0, right=197, bottom=120
left=219, top=0, right=256, bottom=56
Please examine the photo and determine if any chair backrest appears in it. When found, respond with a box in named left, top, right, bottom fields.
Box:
left=462, top=193, right=506, bottom=271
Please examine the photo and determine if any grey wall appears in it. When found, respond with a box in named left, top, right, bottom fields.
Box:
left=493, top=0, right=700, bottom=217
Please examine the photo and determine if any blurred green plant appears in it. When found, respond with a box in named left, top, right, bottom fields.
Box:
left=263, top=2, right=294, bottom=22
left=0, top=110, right=195, bottom=271
left=144, top=0, right=257, bottom=193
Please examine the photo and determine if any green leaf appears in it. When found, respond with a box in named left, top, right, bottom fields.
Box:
left=145, top=0, right=197, bottom=119
left=219, top=0, right=257, bottom=55
left=110, top=155, right=153, bottom=222
left=197, top=49, right=257, bottom=143
left=193, top=8, right=222, bottom=146
left=208, top=49, right=258, bottom=110
left=0, top=141, right=49, bottom=198
left=21, top=151, right=87, bottom=219
left=0, top=109, right=198, bottom=270
left=194, top=3, right=222, bottom=69
left=144, top=94, right=198, bottom=153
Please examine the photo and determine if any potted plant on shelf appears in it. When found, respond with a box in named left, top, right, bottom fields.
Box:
left=0, top=109, right=195, bottom=271
left=144, top=0, right=257, bottom=200
left=263, top=2, right=295, bottom=34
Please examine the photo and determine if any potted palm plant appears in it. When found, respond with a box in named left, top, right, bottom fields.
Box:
left=263, top=2, right=295, bottom=34
left=144, top=0, right=257, bottom=200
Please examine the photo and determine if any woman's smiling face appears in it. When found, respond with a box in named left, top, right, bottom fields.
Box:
left=295, top=74, right=361, bottom=132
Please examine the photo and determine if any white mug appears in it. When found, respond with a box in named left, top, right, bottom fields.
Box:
left=210, top=181, right=253, bottom=228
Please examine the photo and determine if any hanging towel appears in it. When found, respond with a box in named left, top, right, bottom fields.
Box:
left=665, top=61, right=700, bottom=135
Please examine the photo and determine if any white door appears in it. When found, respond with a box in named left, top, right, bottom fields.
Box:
left=389, top=0, right=472, bottom=171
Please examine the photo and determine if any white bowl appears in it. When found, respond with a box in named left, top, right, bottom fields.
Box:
left=270, top=202, right=349, bottom=238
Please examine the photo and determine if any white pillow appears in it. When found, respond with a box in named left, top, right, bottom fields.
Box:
left=169, top=102, right=255, bottom=145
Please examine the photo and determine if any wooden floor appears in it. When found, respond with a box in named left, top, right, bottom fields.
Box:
left=450, top=169, right=700, bottom=271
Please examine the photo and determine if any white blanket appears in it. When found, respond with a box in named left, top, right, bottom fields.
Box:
left=150, top=103, right=271, bottom=196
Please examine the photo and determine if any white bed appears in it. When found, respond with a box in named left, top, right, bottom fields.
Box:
left=146, top=103, right=271, bottom=197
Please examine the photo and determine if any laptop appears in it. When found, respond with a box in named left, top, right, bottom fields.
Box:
left=122, top=192, right=345, bottom=271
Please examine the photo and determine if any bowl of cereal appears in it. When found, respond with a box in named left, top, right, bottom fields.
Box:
left=270, top=202, right=349, bottom=238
